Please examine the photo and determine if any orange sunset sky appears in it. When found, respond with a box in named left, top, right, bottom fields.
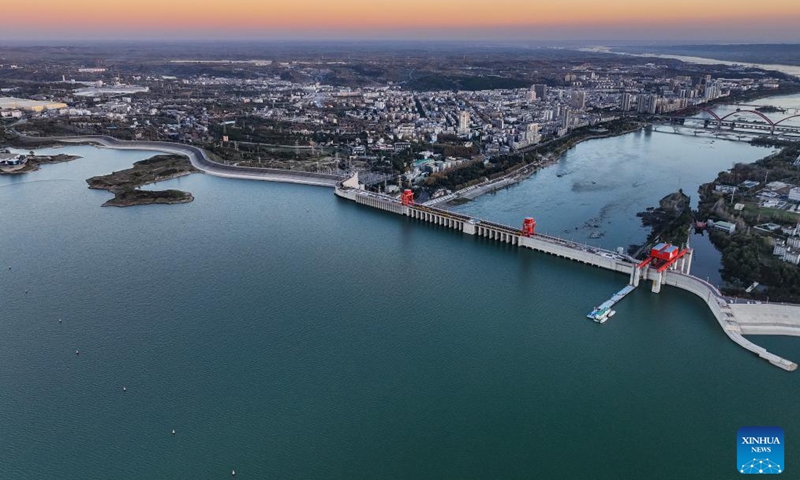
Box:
left=2, top=0, right=800, bottom=41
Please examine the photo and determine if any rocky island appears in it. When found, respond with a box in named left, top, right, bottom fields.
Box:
left=86, top=154, right=198, bottom=207
left=630, top=190, right=692, bottom=257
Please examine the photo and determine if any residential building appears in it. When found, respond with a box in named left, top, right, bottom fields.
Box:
left=571, top=90, right=586, bottom=110
left=458, top=111, right=470, bottom=134
left=620, top=92, right=632, bottom=112
left=534, top=84, right=548, bottom=101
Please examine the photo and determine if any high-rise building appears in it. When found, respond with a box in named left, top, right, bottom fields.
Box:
left=525, top=123, right=541, bottom=144
left=637, top=95, right=648, bottom=114
left=458, top=111, right=470, bottom=134
left=704, top=82, right=719, bottom=100
left=620, top=92, right=633, bottom=112
left=527, top=85, right=537, bottom=102
left=571, top=90, right=586, bottom=110
left=534, top=84, right=548, bottom=101
left=647, top=95, right=659, bottom=114
left=561, top=110, right=572, bottom=129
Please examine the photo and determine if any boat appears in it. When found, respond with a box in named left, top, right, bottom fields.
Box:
left=587, top=306, right=612, bottom=323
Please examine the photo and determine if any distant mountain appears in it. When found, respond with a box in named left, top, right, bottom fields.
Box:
left=613, top=44, right=800, bottom=67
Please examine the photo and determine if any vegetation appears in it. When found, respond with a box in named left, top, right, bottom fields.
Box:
left=86, top=154, right=197, bottom=207
left=697, top=144, right=800, bottom=302
left=632, top=191, right=693, bottom=256
left=103, top=189, right=194, bottom=208
left=408, top=75, right=530, bottom=92
left=423, top=155, right=528, bottom=191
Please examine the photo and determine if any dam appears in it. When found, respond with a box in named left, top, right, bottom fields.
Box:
left=336, top=175, right=799, bottom=372
left=11, top=134, right=800, bottom=372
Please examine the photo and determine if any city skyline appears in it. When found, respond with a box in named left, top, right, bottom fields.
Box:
left=2, top=0, right=800, bottom=42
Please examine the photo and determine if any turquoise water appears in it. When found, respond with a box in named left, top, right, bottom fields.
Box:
left=1, top=145, right=799, bottom=479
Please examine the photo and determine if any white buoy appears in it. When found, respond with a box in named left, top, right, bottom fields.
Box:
left=232, top=470, right=236, bottom=477
left=59, top=318, right=62, bottom=323
left=171, top=429, right=176, bottom=435
left=123, top=386, right=127, bottom=392
left=75, top=350, right=80, bottom=355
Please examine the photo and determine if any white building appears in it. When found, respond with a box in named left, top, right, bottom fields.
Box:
left=458, top=111, right=470, bottom=134
left=710, top=220, right=736, bottom=234
left=525, top=123, right=541, bottom=144
left=620, top=92, right=632, bottom=111
left=789, top=187, right=800, bottom=202
left=0, top=152, right=25, bottom=166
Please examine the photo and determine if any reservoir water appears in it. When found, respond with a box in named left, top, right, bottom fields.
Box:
left=1, top=141, right=799, bottom=479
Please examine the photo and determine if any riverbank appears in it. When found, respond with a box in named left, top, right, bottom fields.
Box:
left=697, top=143, right=800, bottom=303
left=595, top=48, right=800, bottom=79
left=86, top=154, right=197, bottom=207
left=429, top=121, right=643, bottom=207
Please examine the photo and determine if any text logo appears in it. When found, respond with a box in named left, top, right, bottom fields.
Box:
left=738, top=427, right=784, bottom=474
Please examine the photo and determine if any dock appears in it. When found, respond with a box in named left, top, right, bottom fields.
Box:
left=587, top=285, right=637, bottom=322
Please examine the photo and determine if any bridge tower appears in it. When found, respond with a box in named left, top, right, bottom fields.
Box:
left=522, top=217, right=537, bottom=237
left=401, top=189, right=414, bottom=206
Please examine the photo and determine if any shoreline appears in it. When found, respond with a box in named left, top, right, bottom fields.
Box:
left=592, top=48, right=800, bottom=80
left=428, top=123, right=644, bottom=207
left=95, top=170, right=197, bottom=208
left=8, top=135, right=344, bottom=188
left=86, top=154, right=198, bottom=208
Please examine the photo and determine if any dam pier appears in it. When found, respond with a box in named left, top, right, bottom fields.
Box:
left=336, top=175, right=799, bottom=372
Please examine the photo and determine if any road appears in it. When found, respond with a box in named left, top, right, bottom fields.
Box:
left=14, top=134, right=344, bottom=188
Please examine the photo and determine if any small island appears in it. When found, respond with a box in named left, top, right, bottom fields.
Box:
left=630, top=190, right=693, bottom=256
left=86, top=154, right=198, bottom=207
left=755, top=105, right=787, bottom=113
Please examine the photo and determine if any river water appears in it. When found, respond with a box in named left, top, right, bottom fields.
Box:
left=605, top=50, right=800, bottom=80
left=1, top=139, right=798, bottom=478
left=451, top=128, right=773, bottom=286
